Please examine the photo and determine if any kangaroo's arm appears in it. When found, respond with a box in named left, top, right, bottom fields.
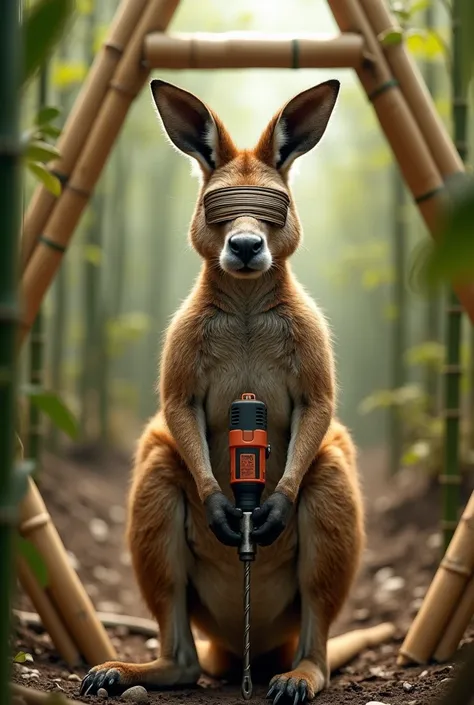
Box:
left=276, top=305, right=335, bottom=502
left=159, top=307, right=219, bottom=502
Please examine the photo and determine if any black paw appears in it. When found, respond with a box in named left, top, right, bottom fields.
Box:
left=204, top=491, right=242, bottom=546
left=267, top=677, right=309, bottom=705
left=79, top=666, right=124, bottom=696
left=251, top=491, right=293, bottom=546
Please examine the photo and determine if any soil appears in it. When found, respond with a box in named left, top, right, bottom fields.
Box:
left=10, top=444, right=474, bottom=705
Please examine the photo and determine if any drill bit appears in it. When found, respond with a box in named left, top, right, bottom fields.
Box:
left=240, top=511, right=254, bottom=699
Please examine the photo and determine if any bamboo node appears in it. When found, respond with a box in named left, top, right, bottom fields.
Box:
left=291, top=38, right=300, bottom=69
left=104, top=41, right=125, bottom=56
left=110, top=80, right=142, bottom=99
left=367, top=78, right=399, bottom=102
left=39, top=236, right=67, bottom=255
left=445, top=305, right=464, bottom=313
left=439, top=474, right=463, bottom=485
left=415, top=185, right=445, bottom=204
left=50, top=168, right=69, bottom=186
left=19, top=512, right=51, bottom=536
left=440, top=557, right=471, bottom=577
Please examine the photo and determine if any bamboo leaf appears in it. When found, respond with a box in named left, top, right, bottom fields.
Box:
left=51, top=60, right=88, bottom=89
left=17, top=537, right=49, bottom=588
left=21, top=385, right=79, bottom=439
left=40, top=124, right=62, bottom=138
left=378, top=28, right=404, bottom=47
left=405, top=29, right=447, bottom=60
left=13, top=652, right=34, bottom=664
left=25, top=140, right=60, bottom=163
left=27, top=162, right=61, bottom=196
left=84, top=243, right=102, bottom=266
left=23, top=0, right=75, bottom=85
left=35, top=106, right=61, bottom=126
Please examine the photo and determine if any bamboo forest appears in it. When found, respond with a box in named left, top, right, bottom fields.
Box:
left=3, top=0, right=474, bottom=704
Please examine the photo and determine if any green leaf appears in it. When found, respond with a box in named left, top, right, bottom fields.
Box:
left=378, top=28, right=404, bottom=47
left=25, top=139, right=61, bottom=163
left=21, top=385, right=79, bottom=440
left=17, top=536, right=49, bottom=588
left=27, top=162, right=61, bottom=196
left=405, top=29, right=447, bottom=60
left=51, top=59, right=88, bottom=89
left=13, top=651, right=34, bottom=664
left=40, top=124, right=62, bottom=138
left=35, top=106, right=61, bottom=126
left=84, top=243, right=102, bottom=266
left=23, top=0, right=75, bottom=85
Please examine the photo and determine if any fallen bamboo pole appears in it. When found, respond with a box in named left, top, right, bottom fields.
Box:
left=326, top=0, right=474, bottom=325
left=144, top=31, right=365, bottom=69
left=20, top=0, right=151, bottom=272
left=18, top=478, right=116, bottom=666
left=397, top=491, right=474, bottom=665
left=434, top=572, right=474, bottom=662
left=14, top=609, right=159, bottom=638
left=19, top=0, right=181, bottom=347
left=328, top=622, right=396, bottom=671
left=358, top=0, right=464, bottom=180
left=11, top=683, right=82, bottom=704
left=16, top=556, right=81, bottom=668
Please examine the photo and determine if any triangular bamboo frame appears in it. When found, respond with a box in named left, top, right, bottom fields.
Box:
left=16, top=0, right=474, bottom=672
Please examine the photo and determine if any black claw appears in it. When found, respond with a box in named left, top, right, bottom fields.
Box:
left=286, top=678, right=297, bottom=699
left=298, top=681, right=308, bottom=703
left=95, top=671, right=108, bottom=690
left=79, top=673, right=94, bottom=696
left=273, top=686, right=285, bottom=705
left=267, top=683, right=277, bottom=699
left=293, top=691, right=300, bottom=705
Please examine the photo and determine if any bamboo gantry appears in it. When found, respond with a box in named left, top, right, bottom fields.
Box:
left=14, top=0, right=474, bottom=682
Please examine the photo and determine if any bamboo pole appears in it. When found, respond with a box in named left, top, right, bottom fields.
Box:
left=434, top=573, right=474, bottom=662
left=19, top=0, right=181, bottom=347
left=325, top=0, right=474, bottom=325
left=12, top=683, right=83, bottom=704
left=0, top=0, right=22, bottom=701
left=397, top=491, right=474, bottom=665
left=144, top=32, right=365, bottom=69
left=16, top=555, right=80, bottom=667
left=18, top=478, right=116, bottom=665
left=358, top=0, right=464, bottom=180
left=328, top=622, right=395, bottom=671
left=20, top=0, right=151, bottom=272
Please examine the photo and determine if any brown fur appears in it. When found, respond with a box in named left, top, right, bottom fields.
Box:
left=83, top=79, right=365, bottom=700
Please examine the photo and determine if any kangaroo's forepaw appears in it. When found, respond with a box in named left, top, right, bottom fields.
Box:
left=80, top=661, right=132, bottom=696
left=267, top=665, right=326, bottom=704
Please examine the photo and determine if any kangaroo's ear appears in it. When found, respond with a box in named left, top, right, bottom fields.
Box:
left=150, top=79, right=237, bottom=173
left=254, top=80, right=340, bottom=173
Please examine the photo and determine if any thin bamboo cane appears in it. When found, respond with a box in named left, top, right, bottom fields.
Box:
left=358, top=0, right=464, bottom=179
left=19, top=0, right=181, bottom=347
left=325, top=0, right=474, bottom=325
left=18, top=478, right=116, bottom=665
left=328, top=622, right=395, bottom=671
left=12, top=683, right=83, bottom=704
left=20, top=0, right=151, bottom=272
left=16, top=555, right=80, bottom=667
left=397, top=491, right=474, bottom=665
left=0, top=0, right=22, bottom=701
left=144, top=32, right=365, bottom=69
left=434, top=573, right=474, bottom=662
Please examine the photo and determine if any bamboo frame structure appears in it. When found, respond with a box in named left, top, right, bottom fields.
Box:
left=144, top=32, right=365, bottom=69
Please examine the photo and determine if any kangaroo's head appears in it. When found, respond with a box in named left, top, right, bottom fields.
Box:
left=150, top=78, right=339, bottom=280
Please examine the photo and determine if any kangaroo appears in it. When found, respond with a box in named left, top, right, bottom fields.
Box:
left=80, top=79, right=365, bottom=703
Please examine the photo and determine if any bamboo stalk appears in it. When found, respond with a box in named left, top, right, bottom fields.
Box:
left=397, top=491, right=474, bottom=665
left=358, top=0, right=464, bottom=179
left=14, top=609, right=159, bottom=638
left=434, top=573, right=474, bottom=662
left=0, top=0, right=22, bottom=701
left=144, top=31, right=365, bottom=69
left=11, top=683, right=83, bottom=704
left=16, top=555, right=80, bottom=667
left=325, top=0, right=474, bottom=325
left=19, top=0, right=181, bottom=347
left=18, top=478, right=116, bottom=665
left=20, top=0, right=152, bottom=272
left=328, top=622, right=395, bottom=671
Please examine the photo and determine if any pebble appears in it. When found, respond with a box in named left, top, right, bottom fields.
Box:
left=419, top=670, right=429, bottom=678
left=403, top=682, right=414, bottom=692
left=354, top=608, right=370, bottom=622
left=98, top=688, right=109, bottom=698
left=440, top=677, right=453, bottom=684
left=374, top=567, right=394, bottom=584
left=121, top=685, right=149, bottom=702
left=145, top=637, right=159, bottom=650
left=382, top=576, right=406, bottom=592
left=67, top=673, right=81, bottom=682
left=89, top=517, right=109, bottom=542
left=365, top=701, right=391, bottom=705
left=97, top=600, right=123, bottom=614
left=427, top=532, right=442, bottom=549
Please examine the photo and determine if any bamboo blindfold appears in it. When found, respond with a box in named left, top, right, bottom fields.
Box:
left=203, top=186, right=290, bottom=228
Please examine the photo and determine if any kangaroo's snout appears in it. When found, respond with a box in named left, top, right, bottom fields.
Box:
left=220, top=228, right=272, bottom=278
left=228, top=233, right=264, bottom=264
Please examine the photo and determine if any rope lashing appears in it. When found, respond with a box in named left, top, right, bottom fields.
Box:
left=203, top=186, right=290, bottom=227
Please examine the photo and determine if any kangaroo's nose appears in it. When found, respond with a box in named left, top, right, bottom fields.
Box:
left=228, top=234, right=264, bottom=265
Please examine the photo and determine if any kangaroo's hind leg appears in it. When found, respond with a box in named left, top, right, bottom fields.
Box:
left=80, top=418, right=201, bottom=696
left=267, top=422, right=365, bottom=703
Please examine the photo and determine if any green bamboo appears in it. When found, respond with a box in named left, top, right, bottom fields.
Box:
left=28, top=66, right=48, bottom=469
left=443, top=0, right=468, bottom=550
left=389, top=166, right=406, bottom=476
left=0, top=0, right=21, bottom=700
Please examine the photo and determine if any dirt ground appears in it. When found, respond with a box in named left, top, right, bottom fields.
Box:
left=10, top=444, right=474, bottom=704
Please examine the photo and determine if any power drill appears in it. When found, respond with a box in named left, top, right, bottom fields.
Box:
left=229, top=393, right=270, bottom=700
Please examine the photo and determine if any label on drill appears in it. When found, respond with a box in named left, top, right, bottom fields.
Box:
left=236, top=448, right=259, bottom=480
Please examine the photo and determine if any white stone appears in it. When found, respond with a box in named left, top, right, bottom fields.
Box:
left=374, top=567, right=394, bottom=584
left=121, top=685, right=148, bottom=703
left=89, top=517, right=109, bottom=542
left=98, top=688, right=109, bottom=698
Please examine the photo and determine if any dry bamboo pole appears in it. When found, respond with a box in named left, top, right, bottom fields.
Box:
left=19, top=0, right=180, bottom=346
left=328, top=622, right=395, bottom=671
left=144, top=32, right=365, bottom=69
left=18, top=478, right=116, bottom=666
left=11, top=683, right=82, bottom=704
left=20, top=0, right=151, bottom=272
left=16, top=556, right=80, bottom=668
left=325, top=0, right=474, bottom=325
left=434, top=573, right=474, bottom=662
left=397, top=491, right=474, bottom=665
left=358, top=0, right=464, bottom=180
